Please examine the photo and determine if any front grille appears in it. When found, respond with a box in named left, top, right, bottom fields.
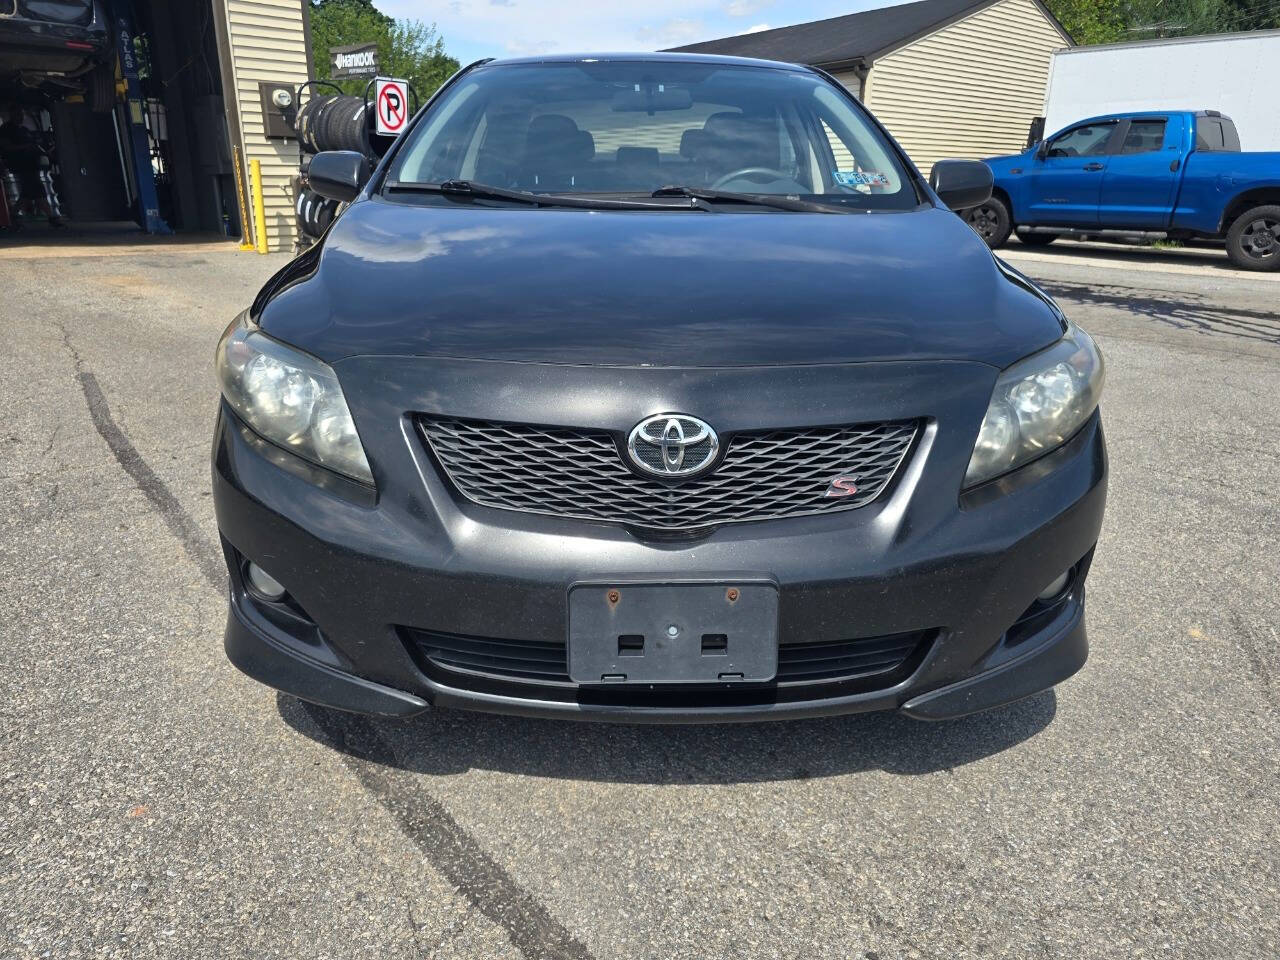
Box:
left=401, top=626, right=935, bottom=703
left=420, top=416, right=918, bottom=531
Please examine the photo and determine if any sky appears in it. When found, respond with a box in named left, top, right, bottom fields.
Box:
left=376, top=0, right=917, bottom=66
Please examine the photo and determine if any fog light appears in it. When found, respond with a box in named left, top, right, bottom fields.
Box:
left=246, top=562, right=287, bottom=600
left=1037, top=570, right=1071, bottom=601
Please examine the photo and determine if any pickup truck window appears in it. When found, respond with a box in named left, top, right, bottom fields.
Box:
left=1046, top=122, right=1117, bottom=158
left=1195, top=116, right=1241, bottom=153
left=1119, top=119, right=1166, bottom=155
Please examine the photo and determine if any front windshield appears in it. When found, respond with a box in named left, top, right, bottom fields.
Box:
left=387, top=60, right=918, bottom=209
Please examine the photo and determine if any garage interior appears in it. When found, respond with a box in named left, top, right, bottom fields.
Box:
left=1, top=0, right=308, bottom=247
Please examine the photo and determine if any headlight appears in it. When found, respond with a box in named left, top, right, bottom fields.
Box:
left=965, top=323, right=1104, bottom=488
left=216, top=315, right=373, bottom=485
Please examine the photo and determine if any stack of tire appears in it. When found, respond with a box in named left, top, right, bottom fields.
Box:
left=294, top=94, right=372, bottom=241
left=295, top=94, right=372, bottom=155
left=294, top=172, right=340, bottom=240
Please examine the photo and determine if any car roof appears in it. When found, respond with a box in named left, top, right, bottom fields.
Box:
left=476, top=52, right=813, bottom=72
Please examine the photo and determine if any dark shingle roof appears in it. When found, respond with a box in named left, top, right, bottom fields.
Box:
left=666, top=0, right=996, bottom=68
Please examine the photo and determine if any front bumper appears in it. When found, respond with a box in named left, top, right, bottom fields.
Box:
left=222, top=573, right=1091, bottom=722
left=212, top=354, right=1107, bottom=723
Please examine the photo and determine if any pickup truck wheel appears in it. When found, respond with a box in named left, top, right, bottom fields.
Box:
left=1226, top=205, right=1280, bottom=271
left=964, top=197, right=1011, bottom=248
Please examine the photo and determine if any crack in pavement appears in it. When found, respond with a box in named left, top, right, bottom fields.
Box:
left=302, top=706, right=594, bottom=960
left=59, top=328, right=595, bottom=960
left=77, top=368, right=229, bottom=593
left=1229, top=613, right=1276, bottom=701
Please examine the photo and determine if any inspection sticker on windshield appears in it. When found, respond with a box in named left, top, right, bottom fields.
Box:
left=834, top=170, right=890, bottom=187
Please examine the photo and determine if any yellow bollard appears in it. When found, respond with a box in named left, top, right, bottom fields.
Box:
left=250, top=158, right=269, bottom=254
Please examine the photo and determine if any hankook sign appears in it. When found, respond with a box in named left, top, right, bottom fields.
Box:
left=330, top=42, right=379, bottom=78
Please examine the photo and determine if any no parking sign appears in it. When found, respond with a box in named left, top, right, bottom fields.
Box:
left=374, top=77, right=409, bottom=137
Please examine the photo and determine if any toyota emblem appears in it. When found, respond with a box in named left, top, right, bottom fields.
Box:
left=626, top=414, right=720, bottom=478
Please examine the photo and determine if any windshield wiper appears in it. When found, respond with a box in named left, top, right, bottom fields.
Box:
left=386, top=179, right=707, bottom=211
left=651, top=185, right=852, bottom=214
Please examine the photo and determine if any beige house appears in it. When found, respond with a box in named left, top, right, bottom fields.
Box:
left=671, top=0, right=1072, bottom=175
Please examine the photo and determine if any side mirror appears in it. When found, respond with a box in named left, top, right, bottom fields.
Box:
left=305, top=150, right=370, bottom=203
left=929, top=159, right=993, bottom=212
left=1036, top=140, right=1050, bottom=161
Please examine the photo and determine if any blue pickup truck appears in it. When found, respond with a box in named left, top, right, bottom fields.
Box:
left=972, top=110, right=1280, bottom=271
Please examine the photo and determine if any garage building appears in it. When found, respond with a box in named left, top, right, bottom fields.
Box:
left=1, top=0, right=313, bottom=251
left=669, top=0, right=1073, bottom=175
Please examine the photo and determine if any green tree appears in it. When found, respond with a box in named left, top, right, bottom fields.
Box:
left=1123, top=0, right=1235, bottom=37
left=1047, top=0, right=1280, bottom=43
left=309, top=0, right=459, bottom=99
left=1045, top=0, right=1130, bottom=44
left=1212, top=0, right=1280, bottom=29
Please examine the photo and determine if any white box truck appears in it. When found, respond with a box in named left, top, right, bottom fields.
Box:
left=1042, top=29, right=1280, bottom=151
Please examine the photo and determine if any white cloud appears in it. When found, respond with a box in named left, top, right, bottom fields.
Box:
left=376, top=0, right=904, bottom=63
left=393, top=0, right=714, bottom=59
left=504, top=37, right=557, bottom=55
left=744, top=22, right=772, bottom=33
left=635, top=17, right=706, bottom=47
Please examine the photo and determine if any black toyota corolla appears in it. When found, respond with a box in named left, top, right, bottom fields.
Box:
left=213, top=54, right=1106, bottom=722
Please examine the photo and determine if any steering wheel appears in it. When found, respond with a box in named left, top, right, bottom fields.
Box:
left=711, top=167, right=793, bottom=190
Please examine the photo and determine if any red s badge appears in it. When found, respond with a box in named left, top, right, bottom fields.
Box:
left=825, top=476, right=859, bottom=498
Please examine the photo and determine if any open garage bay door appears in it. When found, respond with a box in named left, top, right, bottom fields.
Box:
left=0, top=0, right=295, bottom=243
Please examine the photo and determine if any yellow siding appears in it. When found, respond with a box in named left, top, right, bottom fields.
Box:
left=862, top=0, right=1067, bottom=177
left=224, top=0, right=310, bottom=250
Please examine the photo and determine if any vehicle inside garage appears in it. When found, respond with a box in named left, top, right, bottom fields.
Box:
left=1, top=0, right=310, bottom=249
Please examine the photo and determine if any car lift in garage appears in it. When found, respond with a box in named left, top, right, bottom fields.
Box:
left=112, top=4, right=171, bottom=235
left=3, top=0, right=269, bottom=243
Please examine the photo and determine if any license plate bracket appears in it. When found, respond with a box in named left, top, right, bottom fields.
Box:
left=568, top=580, right=779, bottom=685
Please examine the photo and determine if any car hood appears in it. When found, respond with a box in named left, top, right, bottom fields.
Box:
left=259, top=197, right=1064, bottom=368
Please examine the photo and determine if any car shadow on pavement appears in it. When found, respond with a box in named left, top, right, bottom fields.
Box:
left=277, top=690, right=1056, bottom=784
left=1038, top=279, right=1280, bottom=345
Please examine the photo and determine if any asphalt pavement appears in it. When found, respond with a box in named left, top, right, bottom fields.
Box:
left=1, top=235, right=1277, bottom=959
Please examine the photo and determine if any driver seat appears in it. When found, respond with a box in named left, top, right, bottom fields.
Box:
left=697, top=112, right=780, bottom=185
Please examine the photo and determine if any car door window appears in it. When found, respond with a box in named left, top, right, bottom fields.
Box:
left=1119, top=119, right=1167, bottom=155
left=1046, top=123, right=1116, bottom=158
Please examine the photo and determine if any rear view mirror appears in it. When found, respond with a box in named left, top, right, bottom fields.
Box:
left=1036, top=140, right=1049, bottom=160
left=610, top=87, right=693, bottom=113
left=305, top=150, right=370, bottom=203
left=929, top=159, right=993, bottom=212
